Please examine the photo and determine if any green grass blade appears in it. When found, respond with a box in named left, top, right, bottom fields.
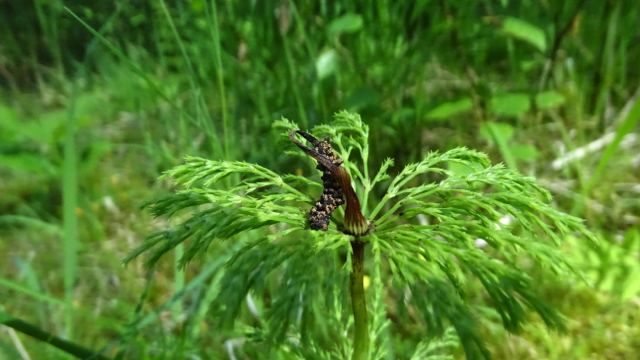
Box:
left=487, top=122, right=519, bottom=170
left=63, top=7, right=203, bottom=133
left=172, top=244, right=185, bottom=327
left=204, top=0, right=231, bottom=160
left=156, top=0, right=222, bottom=159
left=62, top=79, right=79, bottom=339
left=0, top=311, right=111, bottom=360
left=588, top=96, right=640, bottom=190
left=0, top=277, right=127, bottom=334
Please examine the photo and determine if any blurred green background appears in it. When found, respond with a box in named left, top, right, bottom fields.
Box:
left=1, top=0, right=639, bottom=359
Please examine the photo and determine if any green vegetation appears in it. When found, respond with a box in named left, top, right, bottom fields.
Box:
left=1, top=1, right=639, bottom=359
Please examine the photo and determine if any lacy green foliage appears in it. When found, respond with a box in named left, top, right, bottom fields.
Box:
left=216, top=237, right=348, bottom=348
left=127, top=111, right=596, bottom=359
left=122, top=158, right=312, bottom=268
left=249, top=276, right=355, bottom=360
left=365, top=148, right=595, bottom=357
left=410, top=327, right=459, bottom=360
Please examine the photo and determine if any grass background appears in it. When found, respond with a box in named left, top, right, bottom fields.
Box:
left=1, top=0, right=639, bottom=359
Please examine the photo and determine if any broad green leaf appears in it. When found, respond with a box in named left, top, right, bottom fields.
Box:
left=490, top=93, right=531, bottom=117
left=479, top=122, right=519, bottom=170
left=0, top=105, right=21, bottom=142
left=316, top=49, right=339, bottom=80
left=190, top=0, right=204, bottom=12
left=535, top=91, right=565, bottom=109
left=425, top=98, right=473, bottom=121
left=621, top=273, right=640, bottom=301
left=621, top=228, right=639, bottom=251
left=130, top=14, right=146, bottom=26
left=479, top=122, right=514, bottom=144
left=510, top=144, right=540, bottom=161
left=0, top=153, right=58, bottom=176
left=327, top=13, right=363, bottom=36
left=344, top=87, right=381, bottom=111
left=502, top=17, right=547, bottom=52
left=520, top=59, right=543, bottom=72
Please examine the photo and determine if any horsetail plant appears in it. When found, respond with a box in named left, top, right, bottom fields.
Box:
left=125, top=111, right=596, bottom=359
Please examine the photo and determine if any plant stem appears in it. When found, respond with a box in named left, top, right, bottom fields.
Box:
left=350, top=238, right=369, bottom=360
left=0, top=312, right=111, bottom=360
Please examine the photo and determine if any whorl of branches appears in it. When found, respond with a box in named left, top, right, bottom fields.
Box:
left=125, top=111, right=597, bottom=360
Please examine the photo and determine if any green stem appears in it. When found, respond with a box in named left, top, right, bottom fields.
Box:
left=0, top=312, right=110, bottom=360
left=368, top=193, right=390, bottom=220
left=350, top=239, right=369, bottom=360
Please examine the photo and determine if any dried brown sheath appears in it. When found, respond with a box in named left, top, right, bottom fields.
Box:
left=289, top=130, right=367, bottom=235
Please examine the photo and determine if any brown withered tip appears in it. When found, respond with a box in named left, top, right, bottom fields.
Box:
left=289, top=130, right=368, bottom=235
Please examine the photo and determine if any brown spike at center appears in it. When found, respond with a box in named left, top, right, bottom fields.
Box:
left=289, top=130, right=368, bottom=235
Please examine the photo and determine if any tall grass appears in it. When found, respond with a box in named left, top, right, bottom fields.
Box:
left=61, top=79, right=79, bottom=341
